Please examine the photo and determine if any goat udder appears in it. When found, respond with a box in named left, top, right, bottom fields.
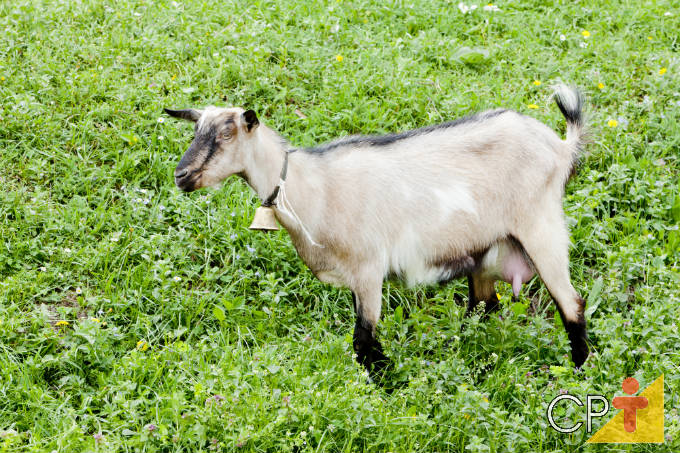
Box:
left=502, top=253, right=534, bottom=297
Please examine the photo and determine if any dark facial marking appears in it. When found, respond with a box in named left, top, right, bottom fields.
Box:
left=176, top=124, right=216, bottom=170
left=176, top=118, right=236, bottom=174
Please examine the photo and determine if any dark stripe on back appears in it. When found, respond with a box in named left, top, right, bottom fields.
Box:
left=303, top=109, right=509, bottom=155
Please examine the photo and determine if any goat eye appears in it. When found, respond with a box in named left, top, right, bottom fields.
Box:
left=218, top=132, right=232, bottom=140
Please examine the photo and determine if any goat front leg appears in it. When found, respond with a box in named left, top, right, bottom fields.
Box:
left=351, top=277, right=389, bottom=377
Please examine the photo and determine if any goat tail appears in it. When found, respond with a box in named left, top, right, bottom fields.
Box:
left=552, top=84, right=586, bottom=158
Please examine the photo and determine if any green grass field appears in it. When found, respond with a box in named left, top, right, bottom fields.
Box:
left=1, top=0, right=679, bottom=451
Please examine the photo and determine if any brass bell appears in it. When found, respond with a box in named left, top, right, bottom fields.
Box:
left=249, top=206, right=279, bottom=231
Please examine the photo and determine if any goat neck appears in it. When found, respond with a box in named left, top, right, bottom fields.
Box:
left=242, top=125, right=287, bottom=203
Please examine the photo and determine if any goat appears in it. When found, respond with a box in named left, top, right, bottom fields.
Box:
left=164, top=85, right=589, bottom=376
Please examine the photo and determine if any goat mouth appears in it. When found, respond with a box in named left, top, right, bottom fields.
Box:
left=175, top=171, right=200, bottom=192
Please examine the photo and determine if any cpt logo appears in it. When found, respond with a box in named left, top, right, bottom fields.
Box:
left=546, top=375, right=664, bottom=443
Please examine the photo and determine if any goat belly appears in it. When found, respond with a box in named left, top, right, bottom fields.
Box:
left=431, top=255, right=477, bottom=284
left=395, top=255, right=477, bottom=286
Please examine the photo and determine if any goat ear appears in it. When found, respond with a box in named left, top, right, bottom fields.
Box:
left=242, top=110, right=259, bottom=132
left=164, top=108, right=202, bottom=122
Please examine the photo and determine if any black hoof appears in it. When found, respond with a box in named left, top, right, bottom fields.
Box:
left=565, top=319, right=588, bottom=368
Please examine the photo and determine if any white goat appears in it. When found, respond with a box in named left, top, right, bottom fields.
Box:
left=165, top=85, right=588, bottom=375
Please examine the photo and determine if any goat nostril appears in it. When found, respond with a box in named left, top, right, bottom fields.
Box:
left=175, top=169, right=189, bottom=179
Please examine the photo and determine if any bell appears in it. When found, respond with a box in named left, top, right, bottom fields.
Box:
left=249, top=206, right=279, bottom=231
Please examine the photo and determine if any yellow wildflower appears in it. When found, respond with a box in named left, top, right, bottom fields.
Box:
left=496, top=293, right=501, bottom=300
left=0, top=76, right=5, bottom=81
left=137, top=340, right=149, bottom=351
left=659, top=67, right=667, bottom=75
left=171, top=74, right=177, bottom=80
left=483, top=397, right=489, bottom=403
left=581, top=30, right=590, bottom=38
left=527, top=104, right=539, bottom=109
left=597, top=82, right=604, bottom=89
left=647, top=36, right=652, bottom=41
left=91, top=317, right=100, bottom=323
left=55, top=320, right=70, bottom=327
left=335, top=55, right=343, bottom=62
left=533, top=80, right=541, bottom=86
left=607, top=119, right=618, bottom=127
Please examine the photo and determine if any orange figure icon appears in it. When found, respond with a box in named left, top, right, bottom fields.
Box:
left=612, top=377, right=648, bottom=432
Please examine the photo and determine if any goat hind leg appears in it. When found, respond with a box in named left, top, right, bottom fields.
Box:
left=466, top=274, right=500, bottom=316
left=514, top=216, right=588, bottom=368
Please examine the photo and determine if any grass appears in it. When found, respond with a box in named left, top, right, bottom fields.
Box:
left=1, top=0, right=679, bottom=451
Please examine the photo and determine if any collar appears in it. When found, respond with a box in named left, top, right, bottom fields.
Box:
left=261, top=149, right=297, bottom=207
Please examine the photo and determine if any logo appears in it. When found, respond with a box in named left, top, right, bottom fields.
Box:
left=546, top=374, right=664, bottom=443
